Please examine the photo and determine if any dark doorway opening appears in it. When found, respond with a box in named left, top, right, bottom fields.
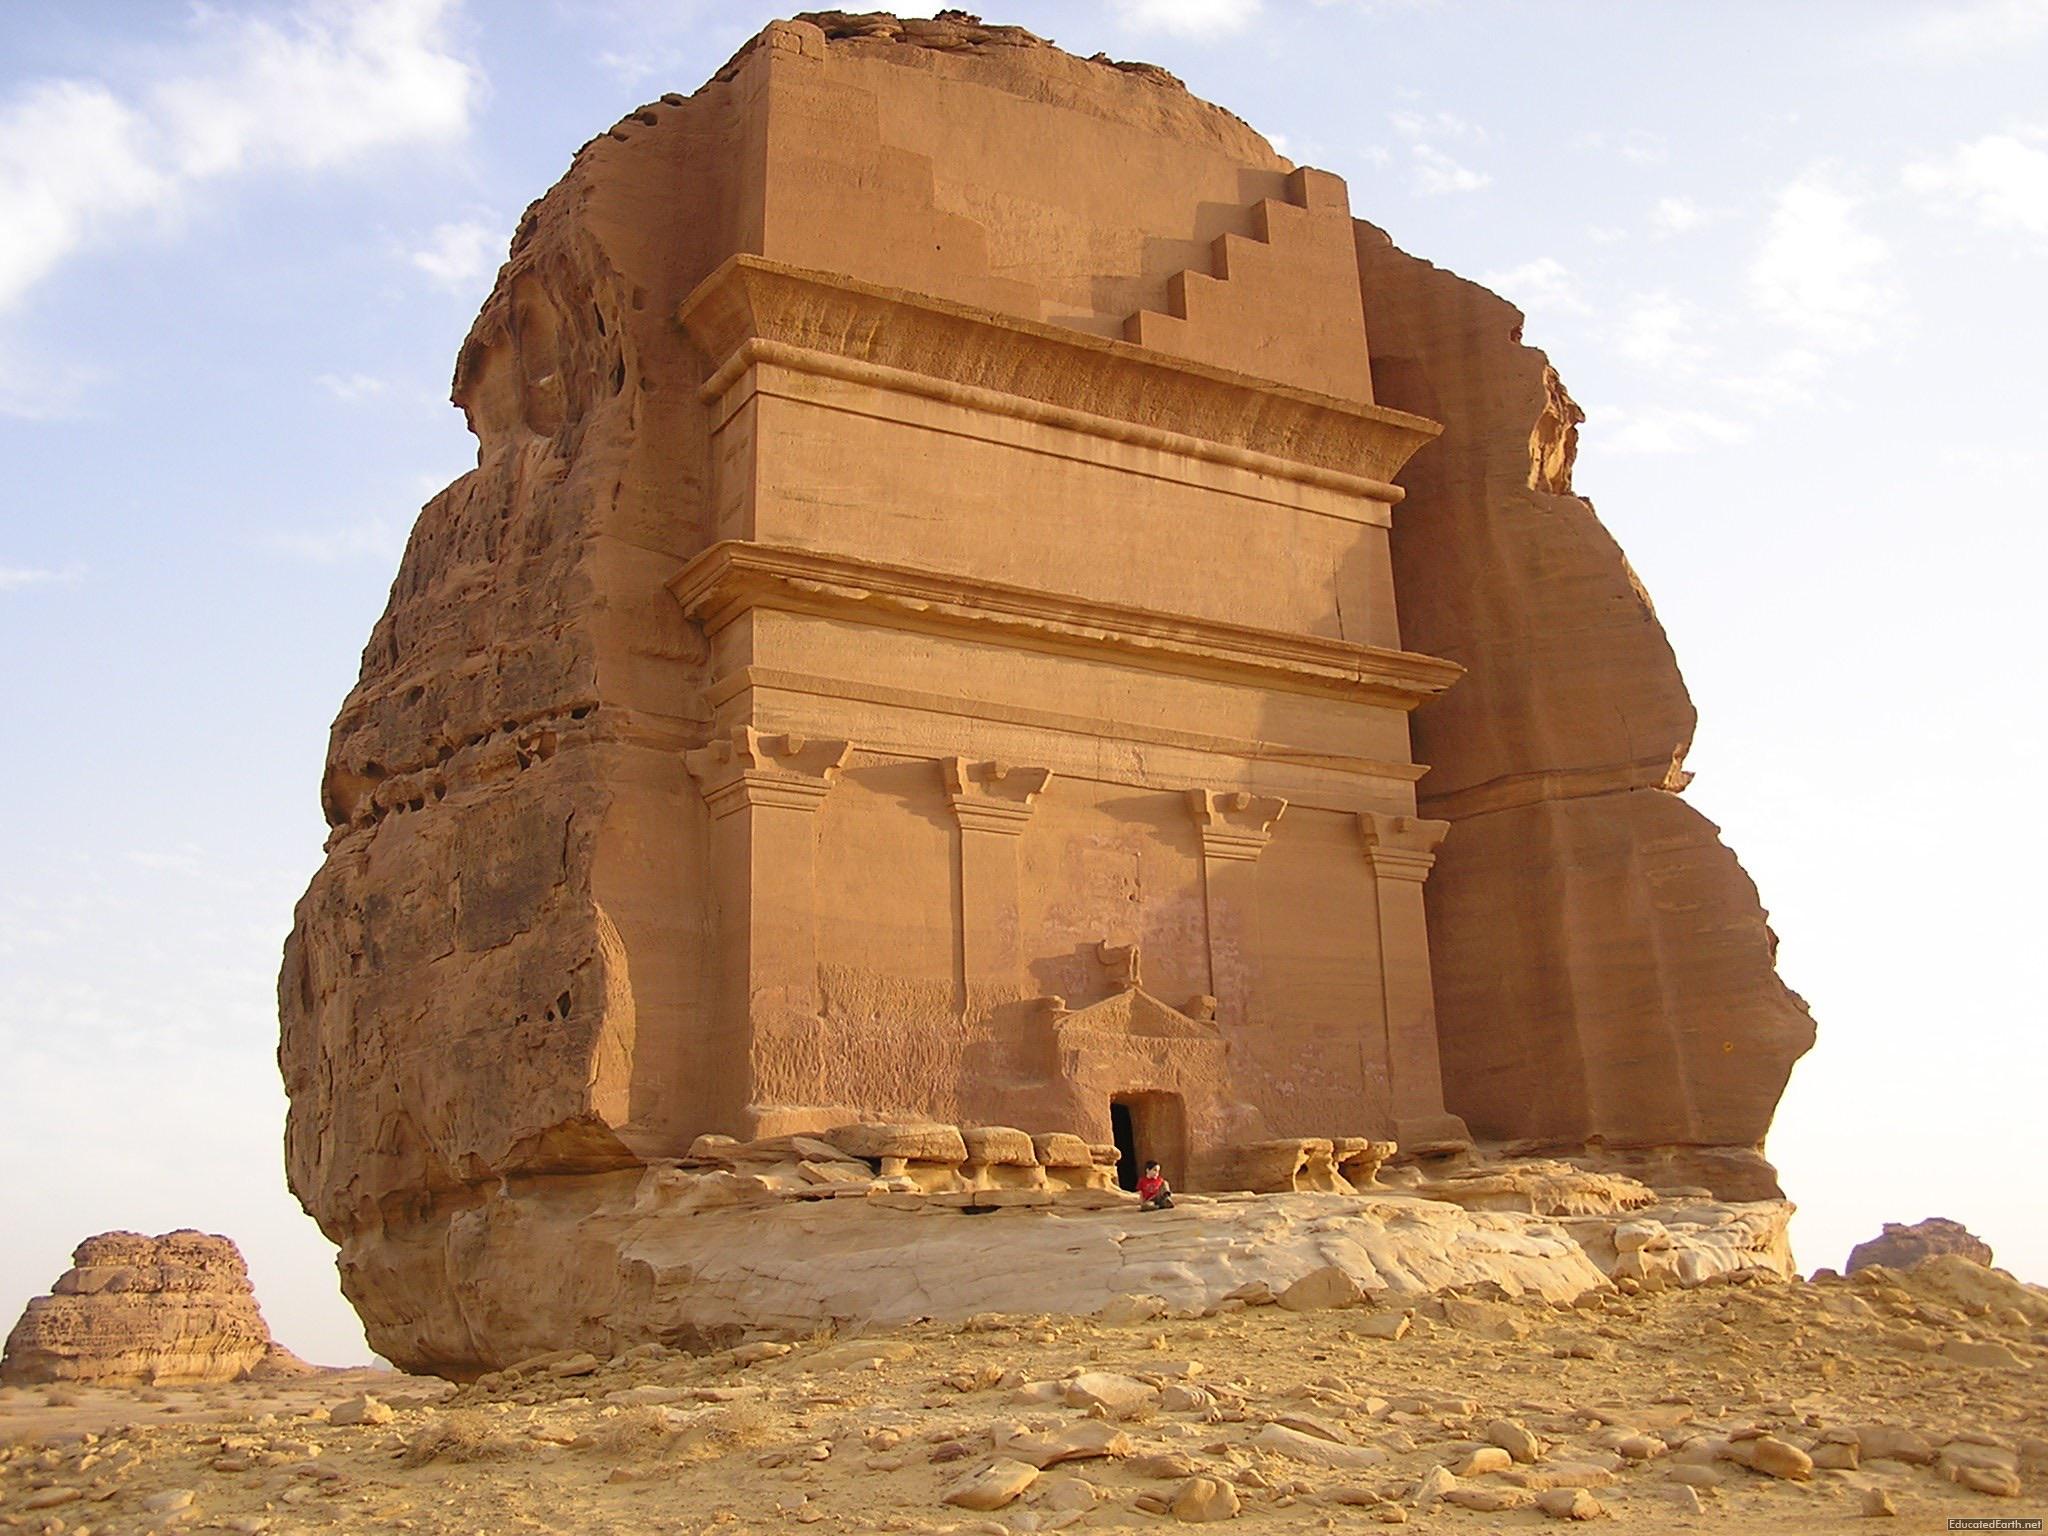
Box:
left=1110, top=1091, right=1187, bottom=1192
left=1111, top=1101, right=1140, bottom=1191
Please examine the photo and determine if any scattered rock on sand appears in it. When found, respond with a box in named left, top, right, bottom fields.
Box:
left=941, top=1458, right=1039, bottom=1510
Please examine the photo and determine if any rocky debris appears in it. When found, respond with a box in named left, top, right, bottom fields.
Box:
left=1276, top=1266, right=1364, bottom=1312
left=1, top=1232, right=302, bottom=1386
left=327, top=1392, right=394, bottom=1427
left=1537, top=1486, right=1603, bottom=1520
left=940, top=1457, right=1038, bottom=1510
left=304, top=1142, right=1794, bottom=1369
left=1383, top=1157, right=1657, bottom=1217
left=1848, top=1218, right=1994, bottom=1273
left=1172, top=1474, right=1240, bottom=1520
left=1, top=1259, right=2041, bottom=1532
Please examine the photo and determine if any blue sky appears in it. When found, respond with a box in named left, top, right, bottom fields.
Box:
left=2, top=0, right=2043, bottom=1365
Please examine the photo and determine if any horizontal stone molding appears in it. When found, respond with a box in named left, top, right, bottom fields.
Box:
left=1187, top=788, right=1288, bottom=860
left=672, top=540, right=1463, bottom=710
left=678, top=255, right=1442, bottom=492
left=702, top=665, right=1432, bottom=809
left=684, top=725, right=851, bottom=818
left=1359, top=809, right=1450, bottom=881
left=944, top=757, right=1054, bottom=835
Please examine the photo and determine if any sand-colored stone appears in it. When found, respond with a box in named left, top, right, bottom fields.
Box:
left=1355, top=232, right=1815, bottom=1198
left=277, top=10, right=1811, bottom=1369
left=3, top=1256, right=2040, bottom=1533
left=1848, top=1218, right=1993, bottom=1273
left=1, top=1233, right=301, bottom=1387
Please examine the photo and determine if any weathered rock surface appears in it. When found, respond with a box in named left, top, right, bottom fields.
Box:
left=1, top=1233, right=302, bottom=1386
left=1355, top=232, right=1815, bottom=1200
left=3, top=1257, right=2039, bottom=1533
left=1847, top=1218, right=1994, bottom=1274
left=278, top=9, right=1813, bottom=1369
left=335, top=1156, right=1792, bottom=1372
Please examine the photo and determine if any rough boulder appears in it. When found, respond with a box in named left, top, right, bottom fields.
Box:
left=1, top=1232, right=304, bottom=1386
left=1847, top=1218, right=1994, bottom=1274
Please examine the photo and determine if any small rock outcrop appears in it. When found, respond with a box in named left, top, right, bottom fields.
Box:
left=1846, top=1218, right=1994, bottom=1274
left=1, top=1231, right=303, bottom=1385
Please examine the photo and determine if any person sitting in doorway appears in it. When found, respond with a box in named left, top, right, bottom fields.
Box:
left=1137, top=1160, right=1174, bottom=1210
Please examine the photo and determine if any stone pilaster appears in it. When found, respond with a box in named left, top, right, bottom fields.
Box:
left=1359, top=810, right=1470, bottom=1151
left=1187, top=789, right=1286, bottom=1026
left=686, top=728, right=851, bottom=1117
left=944, top=758, right=1052, bottom=996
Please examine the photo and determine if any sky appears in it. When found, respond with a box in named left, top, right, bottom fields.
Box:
left=1, top=0, right=2043, bottom=1367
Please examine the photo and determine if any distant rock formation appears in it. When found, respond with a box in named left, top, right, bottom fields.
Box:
left=1847, top=1218, right=1993, bottom=1275
left=1, top=1231, right=305, bottom=1385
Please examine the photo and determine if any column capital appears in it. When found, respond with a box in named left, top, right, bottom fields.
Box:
left=944, top=758, right=1053, bottom=836
left=1187, top=788, right=1287, bottom=861
left=1358, top=810, right=1449, bottom=881
left=686, top=727, right=850, bottom=818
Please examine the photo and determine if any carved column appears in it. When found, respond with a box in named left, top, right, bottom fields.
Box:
left=944, top=758, right=1052, bottom=1003
left=1359, top=810, right=1471, bottom=1151
left=1187, top=790, right=1286, bottom=1026
left=686, top=728, right=851, bottom=1113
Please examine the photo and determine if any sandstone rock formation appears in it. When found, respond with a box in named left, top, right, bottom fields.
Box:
left=1354, top=235, right=1814, bottom=1199
left=1846, top=1218, right=1994, bottom=1274
left=320, top=1126, right=1793, bottom=1370
left=1, top=1233, right=300, bottom=1386
left=279, top=11, right=1813, bottom=1371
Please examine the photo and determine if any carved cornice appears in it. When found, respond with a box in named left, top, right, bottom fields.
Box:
left=671, top=540, right=1464, bottom=711
left=677, top=255, right=1443, bottom=494
left=943, top=757, right=1054, bottom=836
left=685, top=726, right=850, bottom=818
left=1188, top=789, right=1288, bottom=862
left=1358, top=810, right=1450, bottom=882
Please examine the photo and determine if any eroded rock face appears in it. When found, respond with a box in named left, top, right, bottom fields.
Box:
left=1847, top=1218, right=1994, bottom=1274
left=1, top=1232, right=300, bottom=1385
left=1354, top=230, right=1815, bottom=1198
left=280, top=11, right=1813, bottom=1371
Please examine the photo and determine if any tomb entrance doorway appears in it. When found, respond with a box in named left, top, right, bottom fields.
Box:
left=1110, top=1091, right=1187, bottom=1192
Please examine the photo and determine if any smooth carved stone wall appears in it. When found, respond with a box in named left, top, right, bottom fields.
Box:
left=279, top=11, right=1812, bottom=1369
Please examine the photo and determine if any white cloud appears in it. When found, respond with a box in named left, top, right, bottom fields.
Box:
left=0, top=0, right=479, bottom=319
left=0, top=341, right=97, bottom=421
left=1874, top=0, right=2048, bottom=61
left=1389, top=109, right=1486, bottom=144
left=1613, top=292, right=1710, bottom=371
left=1389, top=109, right=1489, bottom=195
left=1410, top=143, right=1489, bottom=196
left=1477, top=257, right=1586, bottom=318
left=1748, top=170, right=1900, bottom=350
left=317, top=372, right=391, bottom=402
left=409, top=217, right=502, bottom=292
left=1650, top=195, right=1724, bottom=236
left=1713, top=348, right=1826, bottom=411
left=261, top=516, right=408, bottom=564
left=0, top=563, right=84, bottom=591
left=1904, top=128, right=2048, bottom=244
left=1618, top=131, right=1669, bottom=166
left=1578, top=128, right=1667, bottom=165
left=1596, top=405, right=1753, bottom=456
left=1109, top=0, right=1264, bottom=37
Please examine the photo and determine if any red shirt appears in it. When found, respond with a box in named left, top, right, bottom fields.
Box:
left=1137, top=1172, right=1167, bottom=1201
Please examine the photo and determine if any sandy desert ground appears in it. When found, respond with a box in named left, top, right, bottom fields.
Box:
left=3, top=1257, right=2043, bottom=1535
